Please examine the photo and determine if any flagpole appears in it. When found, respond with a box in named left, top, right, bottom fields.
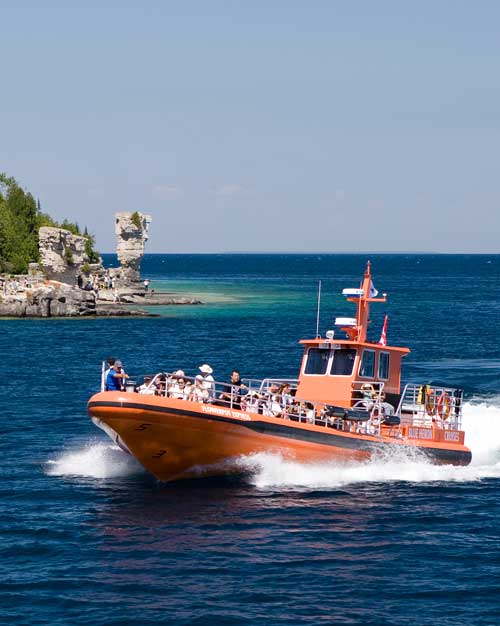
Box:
left=315, top=280, right=322, bottom=338
left=379, top=314, right=388, bottom=346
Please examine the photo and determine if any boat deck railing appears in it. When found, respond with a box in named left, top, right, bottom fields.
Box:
left=122, top=370, right=390, bottom=436
left=397, top=383, right=463, bottom=430
left=101, top=365, right=464, bottom=438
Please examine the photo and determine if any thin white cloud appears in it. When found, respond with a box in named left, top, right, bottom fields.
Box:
left=152, top=184, right=183, bottom=197
left=213, top=183, right=247, bottom=196
left=87, top=187, right=104, bottom=197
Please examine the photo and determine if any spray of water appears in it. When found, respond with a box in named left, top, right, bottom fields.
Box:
left=45, top=442, right=144, bottom=479
left=46, top=399, right=500, bottom=485
left=244, top=400, right=500, bottom=488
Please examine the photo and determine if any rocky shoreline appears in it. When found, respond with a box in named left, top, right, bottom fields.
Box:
left=0, top=281, right=203, bottom=318
left=1, top=211, right=205, bottom=318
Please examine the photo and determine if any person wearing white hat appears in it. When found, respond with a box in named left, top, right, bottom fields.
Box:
left=198, top=364, right=215, bottom=400
left=169, top=370, right=186, bottom=399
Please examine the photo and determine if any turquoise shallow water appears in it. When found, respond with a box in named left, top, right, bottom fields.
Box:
left=2, top=254, right=500, bottom=625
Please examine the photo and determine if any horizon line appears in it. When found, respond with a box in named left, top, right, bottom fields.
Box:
left=100, top=251, right=500, bottom=256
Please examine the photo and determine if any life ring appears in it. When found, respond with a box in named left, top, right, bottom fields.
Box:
left=425, top=390, right=436, bottom=416
left=436, top=392, right=451, bottom=420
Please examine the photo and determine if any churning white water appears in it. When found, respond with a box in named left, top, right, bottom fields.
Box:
left=246, top=399, right=500, bottom=489
left=46, top=442, right=144, bottom=479
left=46, top=399, right=500, bottom=485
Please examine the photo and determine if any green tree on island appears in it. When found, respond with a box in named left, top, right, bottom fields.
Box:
left=0, top=173, right=99, bottom=273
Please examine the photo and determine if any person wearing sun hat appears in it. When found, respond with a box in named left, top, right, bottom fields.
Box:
left=169, top=370, right=186, bottom=399
left=198, top=363, right=215, bottom=400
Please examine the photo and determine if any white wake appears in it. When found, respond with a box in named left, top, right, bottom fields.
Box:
left=46, top=400, right=500, bottom=485
left=45, top=442, right=144, bottom=479
left=243, top=399, right=500, bottom=488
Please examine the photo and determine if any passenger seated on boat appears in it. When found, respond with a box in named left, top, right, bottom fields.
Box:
left=262, top=385, right=282, bottom=417
left=361, top=383, right=376, bottom=401
left=316, top=407, right=328, bottom=424
left=198, top=364, right=215, bottom=400
left=183, top=379, right=193, bottom=400
left=105, top=360, right=129, bottom=391
left=304, top=402, right=315, bottom=424
left=164, top=373, right=176, bottom=396
left=355, top=383, right=377, bottom=409
left=138, top=376, right=157, bottom=395
left=278, top=383, right=293, bottom=414
left=245, top=390, right=261, bottom=414
left=169, top=371, right=186, bottom=399
left=288, top=398, right=302, bottom=419
left=262, top=398, right=281, bottom=417
left=218, top=370, right=246, bottom=409
left=166, top=370, right=183, bottom=396
left=379, top=392, right=395, bottom=417
left=192, top=375, right=209, bottom=403
left=155, top=373, right=167, bottom=396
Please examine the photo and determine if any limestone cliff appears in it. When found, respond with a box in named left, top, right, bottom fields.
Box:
left=0, top=281, right=96, bottom=317
left=114, top=212, right=152, bottom=285
left=38, top=227, right=89, bottom=283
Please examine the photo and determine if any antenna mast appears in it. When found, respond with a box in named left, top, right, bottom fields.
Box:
left=315, top=280, right=322, bottom=338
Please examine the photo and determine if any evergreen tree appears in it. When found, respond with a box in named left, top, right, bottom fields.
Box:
left=0, top=173, right=100, bottom=273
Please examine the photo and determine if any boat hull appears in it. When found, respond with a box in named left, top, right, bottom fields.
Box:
left=88, top=392, right=472, bottom=482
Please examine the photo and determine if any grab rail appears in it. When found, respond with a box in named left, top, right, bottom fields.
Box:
left=397, top=383, right=463, bottom=430
left=100, top=364, right=464, bottom=437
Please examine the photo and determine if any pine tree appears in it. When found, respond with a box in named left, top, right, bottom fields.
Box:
left=0, top=173, right=100, bottom=273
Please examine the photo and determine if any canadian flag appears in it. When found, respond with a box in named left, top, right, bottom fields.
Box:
left=379, top=315, right=388, bottom=346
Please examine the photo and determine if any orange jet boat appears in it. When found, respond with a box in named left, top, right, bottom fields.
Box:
left=88, top=262, right=471, bottom=481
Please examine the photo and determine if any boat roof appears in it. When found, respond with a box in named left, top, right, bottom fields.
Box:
left=298, top=338, right=410, bottom=355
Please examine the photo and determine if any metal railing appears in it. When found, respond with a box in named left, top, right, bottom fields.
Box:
left=100, top=365, right=464, bottom=437
left=131, top=372, right=299, bottom=410
left=101, top=366, right=394, bottom=437
left=397, top=383, right=463, bottom=430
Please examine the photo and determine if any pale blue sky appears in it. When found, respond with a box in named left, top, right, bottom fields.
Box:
left=1, top=1, right=499, bottom=253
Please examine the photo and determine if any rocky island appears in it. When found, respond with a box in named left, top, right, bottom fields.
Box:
left=0, top=174, right=202, bottom=317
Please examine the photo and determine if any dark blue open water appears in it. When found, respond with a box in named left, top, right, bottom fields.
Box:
left=2, top=254, right=500, bottom=625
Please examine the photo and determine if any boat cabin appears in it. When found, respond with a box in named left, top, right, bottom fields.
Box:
left=296, top=262, right=410, bottom=407
left=296, top=339, right=409, bottom=406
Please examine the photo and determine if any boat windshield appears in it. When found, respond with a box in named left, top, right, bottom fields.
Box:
left=330, top=348, right=357, bottom=376
left=304, top=348, right=329, bottom=374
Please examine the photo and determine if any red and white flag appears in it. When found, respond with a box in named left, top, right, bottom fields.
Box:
left=379, top=315, right=388, bottom=346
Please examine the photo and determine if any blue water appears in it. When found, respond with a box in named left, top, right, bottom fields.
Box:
left=2, top=254, right=500, bottom=625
